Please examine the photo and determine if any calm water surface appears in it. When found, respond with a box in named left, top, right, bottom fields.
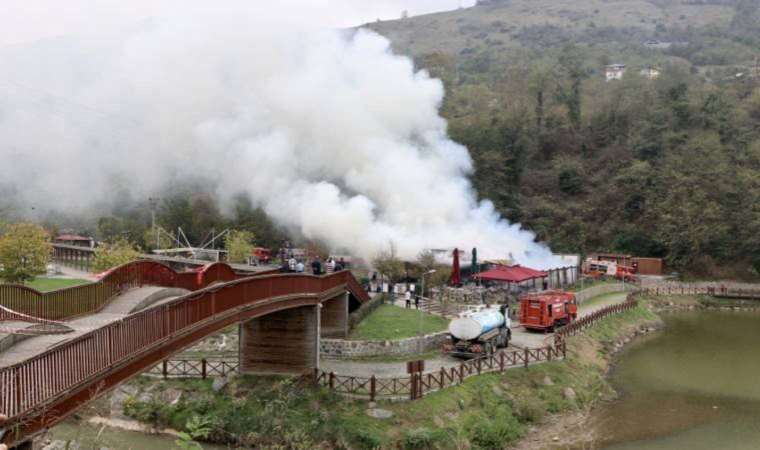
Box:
left=591, top=310, right=760, bottom=450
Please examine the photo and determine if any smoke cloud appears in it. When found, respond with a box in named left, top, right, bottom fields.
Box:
left=0, top=13, right=563, bottom=268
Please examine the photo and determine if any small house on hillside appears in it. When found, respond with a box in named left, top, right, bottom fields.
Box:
left=605, top=64, right=626, bottom=81
left=640, top=66, right=661, bottom=80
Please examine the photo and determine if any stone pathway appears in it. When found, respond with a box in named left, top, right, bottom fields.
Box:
left=0, top=287, right=187, bottom=368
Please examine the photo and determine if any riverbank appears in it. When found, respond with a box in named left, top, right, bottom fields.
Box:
left=512, top=300, right=662, bottom=450
left=41, top=299, right=657, bottom=450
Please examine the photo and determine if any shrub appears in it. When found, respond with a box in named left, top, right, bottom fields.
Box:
left=466, top=410, right=524, bottom=450
left=513, top=395, right=546, bottom=423
left=348, top=428, right=383, bottom=450
left=402, top=427, right=447, bottom=450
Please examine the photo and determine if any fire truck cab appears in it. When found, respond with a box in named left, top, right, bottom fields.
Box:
left=519, top=290, right=578, bottom=332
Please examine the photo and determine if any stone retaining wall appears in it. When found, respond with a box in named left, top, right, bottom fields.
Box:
left=320, top=331, right=449, bottom=359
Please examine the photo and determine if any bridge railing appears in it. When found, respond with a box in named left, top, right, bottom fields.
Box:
left=0, top=260, right=218, bottom=322
left=0, top=271, right=362, bottom=427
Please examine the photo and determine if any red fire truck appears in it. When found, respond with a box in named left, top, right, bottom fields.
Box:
left=519, top=290, right=578, bottom=332
left=583, top=259, right=637, bottom=282
left=249, top=247, right=272, bottom=265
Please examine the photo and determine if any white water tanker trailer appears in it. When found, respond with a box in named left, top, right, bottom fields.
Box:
left=443, top=304, right=511, bottom=358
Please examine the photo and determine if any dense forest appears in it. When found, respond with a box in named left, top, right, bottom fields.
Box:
left=368, top=0, right=760, bottom=276
left=2, top=0, right=759, bottom=277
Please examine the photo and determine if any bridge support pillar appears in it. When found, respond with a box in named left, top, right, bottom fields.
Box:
left=321, top=292, right=349, bottom=338
left=239, top=305, right=320, bottom=375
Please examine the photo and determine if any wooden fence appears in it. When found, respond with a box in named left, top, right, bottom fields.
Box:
left=313, top=343, right=566, bottom=401
left=147, top=358, right=240, bottom=379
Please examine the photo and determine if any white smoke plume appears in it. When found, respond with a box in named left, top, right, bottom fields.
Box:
left=0, top=12, right=563, bottom=268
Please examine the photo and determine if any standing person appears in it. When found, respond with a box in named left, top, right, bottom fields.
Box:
left=405, top=289, right=412, bottom=308
left=326, top=257, right=336, bottom=273
left=295, top=260, right=305, bottom=273
left=311, top=257, right=322, bottom=275
left=288, top=256, right=297, bottom=272
left=414, top=292, right=420, bottom=310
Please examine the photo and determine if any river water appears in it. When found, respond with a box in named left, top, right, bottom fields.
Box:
left=590, top=310, right=760, bottom=449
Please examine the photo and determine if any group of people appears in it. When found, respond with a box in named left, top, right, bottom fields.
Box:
left=404, top=289, right=420, bottom=309
left=280, top=255, right=347, bottom=275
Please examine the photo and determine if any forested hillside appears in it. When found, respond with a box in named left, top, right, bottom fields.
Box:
left=366, top=0, right=760, bottom=276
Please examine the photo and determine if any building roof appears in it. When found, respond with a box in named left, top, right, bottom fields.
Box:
left=55, top=234, right=91, bottom=241
left=473, top=264, right=548, bottom=283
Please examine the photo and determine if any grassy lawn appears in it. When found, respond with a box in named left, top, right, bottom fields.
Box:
left=23, top=277, right=90, bottom=292
left=579, top=291, right=629, bottom=312
left=349, top=304, right=448, bottom=341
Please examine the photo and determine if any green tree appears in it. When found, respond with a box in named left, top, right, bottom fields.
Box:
left=91, top=238, right=141, bottom=272
left=371, top=243, right=405, bottom=283
left=0, top=223, right=50, bottom=284
left=142, top=227, right=176, bottom=252
left=225, top=230, right=255, bottom=264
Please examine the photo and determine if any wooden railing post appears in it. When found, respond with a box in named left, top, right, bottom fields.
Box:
left=524, top=348, right=529, bottom=368
left=329, top=372, right=335, bottom=389
left=15, top=366, right=22, bottom=416
left=499, top=352, right=505, bottom=372
left=201, top=359, right=207, bottom=379
left=162, top=360, right=168, bottom=379
left=370, top=375, right=376, bottom=402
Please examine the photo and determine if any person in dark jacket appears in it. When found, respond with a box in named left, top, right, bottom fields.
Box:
left=311, top=258, right=322, bottom=275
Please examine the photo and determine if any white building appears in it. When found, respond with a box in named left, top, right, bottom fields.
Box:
left=605, top=64, right=626, bottom=81
left=640, top=66, right=661, bottom=80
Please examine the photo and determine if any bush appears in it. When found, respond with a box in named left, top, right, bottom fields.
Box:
left=466, top=410, right=524, bottom=450
left=402, top=427, right=447, bottom=450
left=513, top=395, right=546, bottom=423
left=348, top=428, right=383, bottom=450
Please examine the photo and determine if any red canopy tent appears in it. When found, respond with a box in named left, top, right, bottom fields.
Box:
left=450, top=248, right=461, bottom=286
left=473, top=264, right=548, bottom=284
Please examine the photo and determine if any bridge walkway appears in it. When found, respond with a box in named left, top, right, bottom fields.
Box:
left=0, top=287, right=187, bottom=368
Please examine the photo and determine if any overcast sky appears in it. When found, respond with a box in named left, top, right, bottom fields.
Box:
left=0, top=0, right=477, bottom=46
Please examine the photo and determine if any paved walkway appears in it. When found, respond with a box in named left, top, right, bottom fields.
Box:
left=0, top=287, right=187, bottom=368
left=50, top=265, right=99, bottom=282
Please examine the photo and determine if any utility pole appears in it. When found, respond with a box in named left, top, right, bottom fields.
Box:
left=148, top=197, right=159, bottom=250
left=418, top=269, right=437, bottom=351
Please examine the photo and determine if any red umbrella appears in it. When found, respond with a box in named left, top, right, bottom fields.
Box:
left=450, top=248, right=461, bottom=286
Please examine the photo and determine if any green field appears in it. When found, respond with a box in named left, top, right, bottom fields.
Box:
left=349, top=304, right=448, bottom=340
left=23, top=277, right=90, bottom=292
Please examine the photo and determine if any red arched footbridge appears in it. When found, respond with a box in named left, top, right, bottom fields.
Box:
left=0, top=261, right=369, bottom=448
